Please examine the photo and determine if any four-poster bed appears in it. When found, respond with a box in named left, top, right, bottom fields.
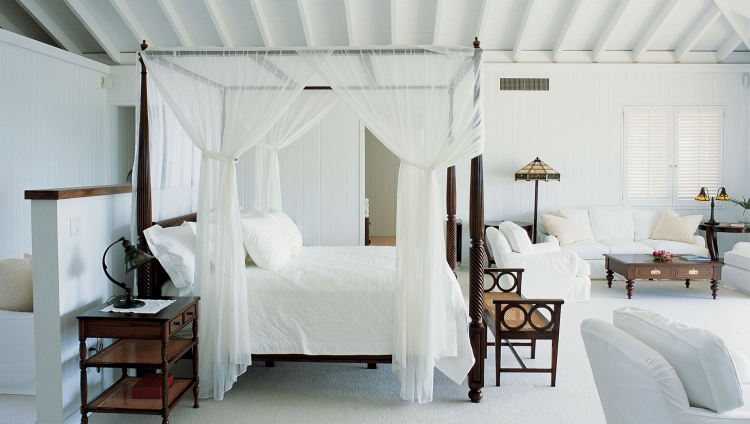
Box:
left=132, top=39, right=488, bottom=403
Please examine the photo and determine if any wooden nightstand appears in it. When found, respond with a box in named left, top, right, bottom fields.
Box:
left=77, top=297, right=200, bottom=424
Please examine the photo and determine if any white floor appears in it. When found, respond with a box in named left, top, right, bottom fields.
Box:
left=3, top=274, right=749, bottom=424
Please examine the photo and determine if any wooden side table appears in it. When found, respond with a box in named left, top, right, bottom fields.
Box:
left=77, top=297, right=200, bottom=424
left=484, top=221, right=533, bottom=266
left=699, top=223, right=750, bottom=261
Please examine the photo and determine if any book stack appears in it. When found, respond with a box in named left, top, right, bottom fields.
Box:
left=680, top=255, right=711, bottom=262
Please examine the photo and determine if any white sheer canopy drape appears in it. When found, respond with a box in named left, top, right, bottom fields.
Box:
left=139, top=50, right=314, bottom=400
left=299, top=47, right=483, bottom=403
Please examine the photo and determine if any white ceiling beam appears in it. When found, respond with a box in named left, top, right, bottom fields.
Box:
left=17, top=0, right=81, bottom=54
left=553, top=0, right=587, bottom=63
left=250, top=0, right=273, bottom=47
left=433, top=0, right=444, bottom=45
left=0, top=10, right=24, bottom=35
left=476, top=0, right=491, bottom=43
left=390, top=0, right=396, bottom=45
left=674, top=3, right=720, bottom=62
left=110, top=0, right=151, bottom=45
left=343, top=0, right=354, bottom=45
left=716, top=32, right=741, bottom=62
left=203, top=0, right=233, bottom=47
left=714, top=0, right=750, bottom=52
left=296, top=0, right=312, bottom=46
left=593, top=0, right=631, bottom=63
left=65, top=0, right=122, bottom=63
left=632, top=0, right=681, bottom=62
left=512, top=0, right=539, bottom=62
left=157, top=0, right=193, bottom=47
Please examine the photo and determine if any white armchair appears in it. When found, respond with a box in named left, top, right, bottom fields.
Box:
left=486, top=223, right=591, bottom=302
left=723, top=242, right=750, bottom=296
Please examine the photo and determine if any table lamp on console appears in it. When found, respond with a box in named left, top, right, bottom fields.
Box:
left=695, top=186, right=730, bottom=226
left=102, top=237, right=154, bottom=308
left=515, top=157, right=560, bottom=243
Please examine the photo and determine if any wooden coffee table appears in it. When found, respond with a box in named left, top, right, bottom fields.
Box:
left=604, top=254, right=724, bottom=299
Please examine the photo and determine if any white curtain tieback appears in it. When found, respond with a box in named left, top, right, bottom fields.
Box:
left=400, top=159, right=433, bottom=172
left=203, top=151, right=238, bottom=163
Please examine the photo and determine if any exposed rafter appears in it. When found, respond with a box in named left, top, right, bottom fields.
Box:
left=390, top=0, right=396, bottom=45
left=343, top=0, right=354, bottom=45
left=297, top=0, right=312, bottom=46
left=716, top=33, right=741, bottom=62
left=714, top=0, right=750, bottom=53
left=553, top=0, right=587, bottom=62
left=0, top=10, right=24, bottom=35
left=512, top=0, right=539, bottom=62
left=204, top=0, right=233, bottom=47
left=17, top=0, right=81, bottom=54
left=632, top=0, right=681, bottom=62
left=433, top=0, right=444, bottom=45
left=250, top=0, right=273, bottom=47
left=476, top=0, right=491, bottom=42
left=157, top=0, right=193, bottom=47
left=674, top=4, right=720, bottom=62
left=65, top=0, right=122, bottom=63
left=110, top=0, right=151, bottom=44
left=593, top=0, right=631, bottom=62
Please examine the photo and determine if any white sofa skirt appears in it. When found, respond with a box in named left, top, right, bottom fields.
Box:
left=0, top=310, right=35, bottom=395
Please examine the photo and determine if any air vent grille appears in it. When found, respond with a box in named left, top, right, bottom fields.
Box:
left=498, top=78, right=549, bottom=91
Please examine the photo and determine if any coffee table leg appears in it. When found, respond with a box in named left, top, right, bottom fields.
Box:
left=626, top=280, right=634, bottom=299
left=606, top=270, right=613, bottom=288
left=685, top=279, right=690, bottom=288
left=711, top=280, right=719, bottom=299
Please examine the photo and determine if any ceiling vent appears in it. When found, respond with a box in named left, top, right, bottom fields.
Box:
left=498, top=78, right=549, bottom=91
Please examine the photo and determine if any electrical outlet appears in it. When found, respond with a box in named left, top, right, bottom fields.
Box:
left=70, top=216, right=81, bottom=237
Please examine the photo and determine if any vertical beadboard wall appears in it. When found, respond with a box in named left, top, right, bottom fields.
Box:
left=237, top=102, right=365, bottom=246
left=455, top=64, right=750, bottom=261
left=364, top=128, right=399, bottom=236
left=0, top=30, right=110, bottom=260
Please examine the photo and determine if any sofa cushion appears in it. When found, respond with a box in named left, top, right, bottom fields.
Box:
left=730, top=349, right=750, bottom=385
left=558, top=209, right=595, bottom=241
left=561, top=240, right=609, bottom=260
left=0, top=256, right=33, bottom=312
left=589, top=207, right=635, bottom=242
left=652, top=209, right=703, bottom=244
left=486, top=227, right=512, bottom=258
left=613, top=306, right=744, bottom=413
left=633, top=209, right=663, bottom=241
left=734, top=242, right=750, bottom=252
left=725, top=250, right=750, bottom=272
left=638, top=239, right=709, bottom=257
left=540, top=214, right=586, bottom=246
left=498, top=221, right=533, bottom=254
left=600, top=240, right=654, bottom=255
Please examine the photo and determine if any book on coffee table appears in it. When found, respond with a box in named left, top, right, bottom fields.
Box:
left=679, top=255, right=711, bottom=262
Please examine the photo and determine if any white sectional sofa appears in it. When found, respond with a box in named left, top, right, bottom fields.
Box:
left=723, top=242, right=750, bottom=295
left=541, top=207, right=709, bottom=279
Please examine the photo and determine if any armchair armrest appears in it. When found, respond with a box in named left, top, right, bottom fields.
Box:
left=692, top=235, right=705, bottom=247
left=544, top=235, right=560, bottom=245
left=532, top=242, right=562, bottom=254
left=499, top=251, right=580, bottom=277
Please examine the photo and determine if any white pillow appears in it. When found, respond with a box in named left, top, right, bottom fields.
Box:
left=589, top=207, right=635, bottom=241
left=730, top=349, right=750, bottom=385
left=613, top=307, right=744, bottom=413
left=144, top=222, right=196, bottom=297
left=557, top=209, right=595, bottom=241
left=268, top=209, right=303, bottom=256
left=632, top=209, right=663, bottom=241
left=240, top=213, right=291, bottom=270
left=733, top=242, right=750, bottom=252
left=651, top=209, right=702, bottom=244
left=486, top=227, right=512, bottom=259
left=540, top=214, right=585, bottom=246
left=0, top=256, right=33, bottom=312
left=498, top=221, right=533, bottom=254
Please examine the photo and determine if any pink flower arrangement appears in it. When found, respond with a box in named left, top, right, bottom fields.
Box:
left=652, top=250, right=673, bottom=262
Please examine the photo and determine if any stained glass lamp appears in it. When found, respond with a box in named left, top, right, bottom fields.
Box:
left=515, top=157, right=561, bottom=243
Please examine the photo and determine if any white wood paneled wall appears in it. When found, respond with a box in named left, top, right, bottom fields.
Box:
left=236, top=102, right=364, bottom=246
left=456, top=64, right=750, bottom=261
left=109, top=106, right=135, bottom=183
left=0, top=31, right=110, bottom=260
left=365, top=128, right=399, bottom=236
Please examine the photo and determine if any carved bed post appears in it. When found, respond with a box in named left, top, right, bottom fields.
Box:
left=467, top=36, right=485, bottom=403
left=136, top=40, right=155, bottom=299
left=446, top=166, right=457, bottom=272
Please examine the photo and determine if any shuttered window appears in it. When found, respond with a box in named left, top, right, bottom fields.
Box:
left=623, top=106, right=723, bottom=207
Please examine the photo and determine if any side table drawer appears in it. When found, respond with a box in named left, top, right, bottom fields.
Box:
left=169, top=314, right=185, bottom=334
left=183, top=305, right=197, bottom=322
left=675, top=267, right=712, bottom=279
left=636, top=267, right=674, bottom=279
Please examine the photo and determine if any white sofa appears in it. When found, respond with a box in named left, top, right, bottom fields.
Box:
left=582, top=307, right=750, bottom=424
left=0, top=310, right=35, bottom=395
left=722, top=242, right=750, bottom=296
left=541, top=207, right=709, bottom=279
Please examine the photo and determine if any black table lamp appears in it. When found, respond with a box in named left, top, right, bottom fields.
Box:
left=515, top=157, right=561, bottom=243
left=696, top=187, right=730, bottom=226
left=102, top=237, right=154, bottom=308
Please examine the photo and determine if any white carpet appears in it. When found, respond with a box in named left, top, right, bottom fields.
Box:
left=2, top=274, right=749, bottom=424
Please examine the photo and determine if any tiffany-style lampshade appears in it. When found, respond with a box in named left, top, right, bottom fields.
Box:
left=515, top=157, right=561, bottom=243
left=696, top=187, right=729, bottom=226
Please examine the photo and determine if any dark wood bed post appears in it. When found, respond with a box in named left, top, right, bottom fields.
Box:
left=446, top=166, right=457, bottom=272
left=136, top=40, right=155, bottom=299
left=467, top=36, right=485, bottom=403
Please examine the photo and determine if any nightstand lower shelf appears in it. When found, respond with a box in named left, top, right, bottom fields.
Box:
left=88, top=377, right=195, bottom=413
left=87, top=338, right=195, bottom=368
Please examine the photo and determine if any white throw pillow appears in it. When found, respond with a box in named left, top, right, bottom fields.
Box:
left=540, top=214, right=586, bottom=246
left=613, top=307, right=744, bottom=413
left=589, top=207, right=635, bottom=241
left=486, top=227, right=512, bottom=259
left=268, top=209, right=303, bottom=256
left=632, top=209, right=664, bottom=241
left=498, top=221, right=533, bottom=254
left=240, top=213, right=291, bottom=270
left=557, top=209, right=595, bottom=241
left=651, top=209, right=702, bottom=244
left=0, top=256, right=33, bottom=312
left=144, top=222, right=197, bottom=297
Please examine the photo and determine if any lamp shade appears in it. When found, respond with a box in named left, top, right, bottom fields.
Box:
left=515, top=157, right=560, bottom=182
left=716, top=187, right=730, bottom=201
left=122, top=239, right=154, bottom=274
left=695, top=187, right=710, bottom=201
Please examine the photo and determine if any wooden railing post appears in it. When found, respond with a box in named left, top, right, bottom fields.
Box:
left=446, top=166, right=457, bottom=272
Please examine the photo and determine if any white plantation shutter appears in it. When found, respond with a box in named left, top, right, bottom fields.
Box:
left=624, top=107, right=671, bottom=206
left=676, top=108, right=722, bottom=202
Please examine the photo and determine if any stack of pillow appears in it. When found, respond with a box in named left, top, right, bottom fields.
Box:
left=0, top=253, right=35, bottom=395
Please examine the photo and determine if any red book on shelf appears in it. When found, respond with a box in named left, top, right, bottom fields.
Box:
left=132, top=373, right=175, bottom=399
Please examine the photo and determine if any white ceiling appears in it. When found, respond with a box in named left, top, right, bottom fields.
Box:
left=1, top=0, right=749, bottom=65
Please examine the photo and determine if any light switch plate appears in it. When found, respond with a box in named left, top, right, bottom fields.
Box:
left=70, top=216, right=81, bottom=237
